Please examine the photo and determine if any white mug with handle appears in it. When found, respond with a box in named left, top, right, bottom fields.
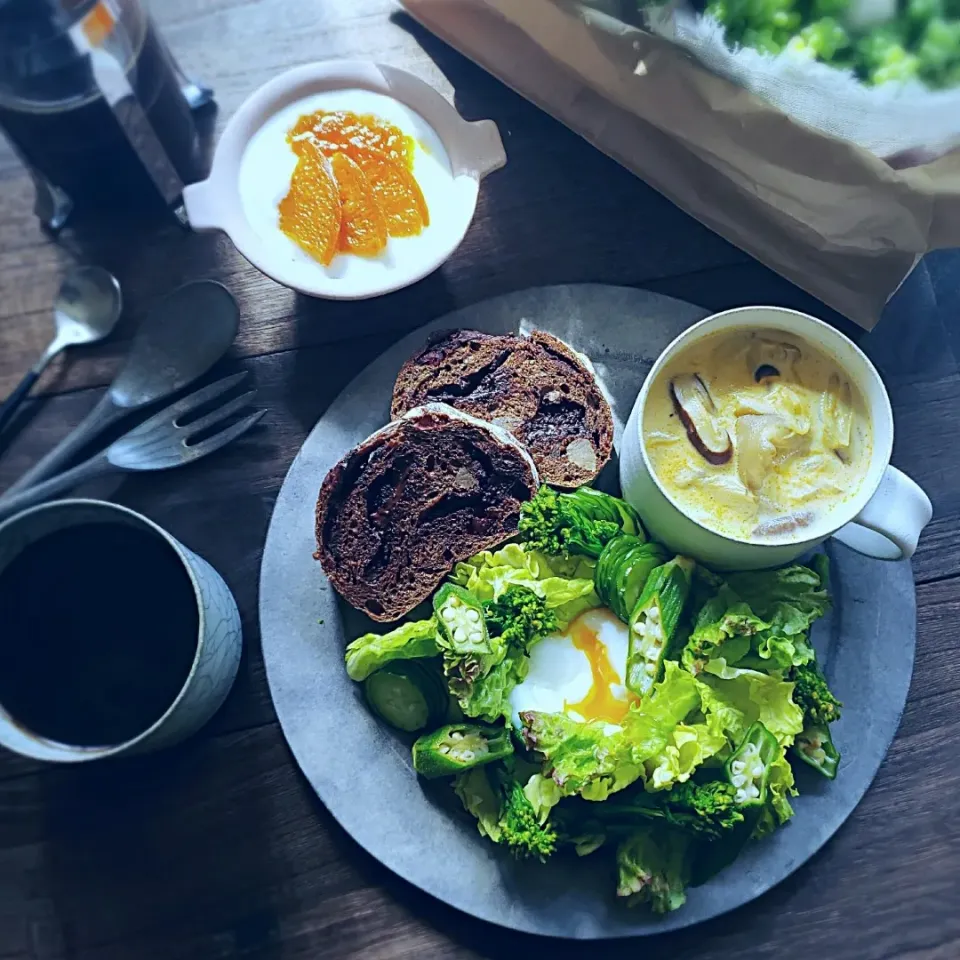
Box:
left=620, top=306, right=933, bottom=570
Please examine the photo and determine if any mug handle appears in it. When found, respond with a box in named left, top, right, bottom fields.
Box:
left=832, top=466, right=933, bottom=560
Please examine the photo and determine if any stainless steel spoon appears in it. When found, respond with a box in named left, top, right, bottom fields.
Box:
left=0, top=266, right=123, bottom=435
left=3, top=279, right=240, bottom=497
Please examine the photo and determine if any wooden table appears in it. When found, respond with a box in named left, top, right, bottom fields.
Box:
left=0, top=2, right=957, bottom=958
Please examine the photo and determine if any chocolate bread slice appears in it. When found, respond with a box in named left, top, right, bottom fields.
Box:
left=390, top=329, right=614, bottom=487
left=315, top=403, right=539, bottom=622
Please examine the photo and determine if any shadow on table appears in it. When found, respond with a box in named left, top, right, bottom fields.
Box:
left=283, top=270, right=457, bottom=440
left=34, top=731, right=284, bottom=960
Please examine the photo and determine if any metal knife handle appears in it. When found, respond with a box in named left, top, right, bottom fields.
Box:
left=2, top=392, right=124, bottom=497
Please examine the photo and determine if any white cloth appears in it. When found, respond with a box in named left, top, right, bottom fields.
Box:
left=647, top=8, right=960, bottom=157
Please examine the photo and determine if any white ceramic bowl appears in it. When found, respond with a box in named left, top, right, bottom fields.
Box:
left=620, top=306, right=933, bottom=570
left=183, top=61, right=507, bottom=299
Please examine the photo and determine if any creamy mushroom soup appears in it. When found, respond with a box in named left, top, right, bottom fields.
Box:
left=642, top=329, right=872, bottom=543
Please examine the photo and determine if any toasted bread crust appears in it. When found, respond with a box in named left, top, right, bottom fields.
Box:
left=391, top=329, right=613, bottom=487
left=315, top=404, right=538, bottom=622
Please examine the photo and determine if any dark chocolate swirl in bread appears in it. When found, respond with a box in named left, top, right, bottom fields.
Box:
left=391, top=329, right=613, bottom=487
left=315, top=404, right=539, bottom=622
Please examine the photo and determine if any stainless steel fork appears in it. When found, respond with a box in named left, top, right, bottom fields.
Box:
left=0, top=372, right=264, bottom=522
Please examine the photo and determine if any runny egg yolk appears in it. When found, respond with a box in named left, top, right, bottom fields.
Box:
left=565, top=615, right=632, bottom=725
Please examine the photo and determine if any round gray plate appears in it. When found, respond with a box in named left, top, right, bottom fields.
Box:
left=259, top=284, right=916, bottom=938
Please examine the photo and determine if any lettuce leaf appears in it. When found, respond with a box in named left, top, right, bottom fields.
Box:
left=519, top=712, right=641, bottom=802
left=768, top=745, right=797, bottom=824
left=520, top=662, right=702, bottom=802
left=627, top=661, right=702, bottom=756
left=753, top=631, right=815, bottom=672
left=344, top=617, right=440, bottom=681
left=457, top=646, right=528, bottom=723
left=752, top=742, right=798, bottom=839
left=726, top=562, right=830, bottom=670
left=700, top=662, right=805, bottom=747
left=616, top=826, right=691, bottom=913
left=696, top=676, right=747, bottom=745
left=450, top=543, right=599, bottom=627
left=726, top=561, right=830, bottom=623
left=453, top=767, right=502, bottom=842
left=523, top=772, right=562, bottom=823
left=643, top=721, right=729, bottom=791
left=680, top=585, right=767, bottom=675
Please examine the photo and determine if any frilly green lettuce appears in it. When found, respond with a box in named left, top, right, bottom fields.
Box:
left=344, top=617, right=440, bottom=681
left=457, top=646, right=528, bottom=723
left=752, top=742, right=798, bottom=839
left=453, top=767, right=502, bottom=842
left=700, top=662, right=805, bottom=747
left=727, top=561, right=830, bottom=671
left=680, top=585, right=767, bottom=675
left=643, top=721, right=729, bottom=791
left=680, top=560, right=830, bottom=675
left=518, top=711, right=640, bottom=802
left=768, top=745, right=798, bottom=823
left=523, top=772, right=562, bottom=823
left=519, top=662, right=702, bottom=802
left=696, top=676, right=747, bottom=744
left=616, top=826, right=691, bottom=914
left=726, top=561, right=830, bottom=623
left=450, top=543, right=599, bottom=627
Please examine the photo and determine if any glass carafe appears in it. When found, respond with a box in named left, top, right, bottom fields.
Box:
left=0, top=0, right=211, bottom=227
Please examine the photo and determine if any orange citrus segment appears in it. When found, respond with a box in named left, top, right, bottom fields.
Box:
left=330, top=152, right=388, bottom=258
left=358, top=154, right=429, bottom=238
left=282, top=110, right=429, bottom=263
left=289, top=110, right=414, bottom=168
left=278, top=140, right=341, bottom=266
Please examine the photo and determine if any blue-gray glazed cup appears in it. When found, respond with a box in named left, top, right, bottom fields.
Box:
left=0, top=499, right=242, bottom=762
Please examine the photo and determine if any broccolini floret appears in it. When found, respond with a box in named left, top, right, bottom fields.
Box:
left=906, top=0, right=945, bottom=31
left=518, top=485, right=642, bottom=560
left=792, top=661, right=842, bottom=726
left=785, top=17, right=851, bottom=60
left=659, top=780, right=746, bottom=835
left=498, top=779, right=558, bottom=861
left=592, top=780, right=744, bottom=839
left=917, top=18, right=960, bottom=84
left=484, top=586, right=559, bottom=651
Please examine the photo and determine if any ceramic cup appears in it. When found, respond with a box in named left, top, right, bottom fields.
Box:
left=620, top=306, right=934, bottom=570
left=0, top=499, right=242, bottom=762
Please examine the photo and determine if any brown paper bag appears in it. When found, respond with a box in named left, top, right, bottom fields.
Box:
left=402, top=0, right=960, bottom=329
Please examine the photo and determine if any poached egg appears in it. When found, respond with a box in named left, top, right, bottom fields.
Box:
left=509, top=608, right=631, bottom=727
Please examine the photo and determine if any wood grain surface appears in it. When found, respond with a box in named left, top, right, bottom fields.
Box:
left=0, top=2, right=957, bottom=958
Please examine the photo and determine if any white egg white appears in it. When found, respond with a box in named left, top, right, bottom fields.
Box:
left=509, top=607, right=630, bottom=728
left=237, top=88, right=458, bottom=290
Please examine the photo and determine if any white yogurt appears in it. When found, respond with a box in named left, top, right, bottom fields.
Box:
left=237, top=89, right=458, bottom=294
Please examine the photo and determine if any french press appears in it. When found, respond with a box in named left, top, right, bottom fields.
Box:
left=0, top=0, right=213, bottom=229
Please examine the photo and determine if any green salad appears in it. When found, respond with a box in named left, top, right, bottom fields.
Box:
left=694, top=0, right=960, bottom=88
left=343, top=485, right=841, bottom=914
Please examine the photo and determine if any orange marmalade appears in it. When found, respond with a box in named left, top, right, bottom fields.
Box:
left=278, top=110, right=430, bottom=265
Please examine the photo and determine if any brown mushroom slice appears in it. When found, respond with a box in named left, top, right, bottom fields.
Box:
left=820, top=373, right=853, bottom=455
left=746, top=338, right=802, bottom=382
left=670, top=374, right=732, bottom=465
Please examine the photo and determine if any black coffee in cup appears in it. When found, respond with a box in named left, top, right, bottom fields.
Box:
left=0, top=522, right=199, bottom=747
